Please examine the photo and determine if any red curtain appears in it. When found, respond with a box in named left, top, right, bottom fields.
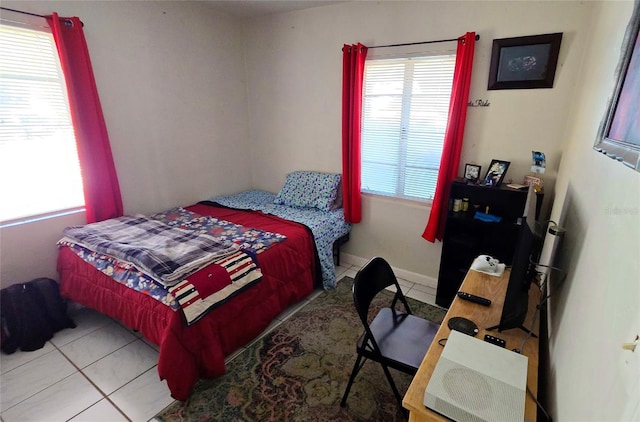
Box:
left=46, top=13, right=123, bottom=223
left=422, top=32, right=476, bottom=242
left=341, top=43, right=368, bottom=224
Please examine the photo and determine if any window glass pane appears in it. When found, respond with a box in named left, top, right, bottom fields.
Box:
left=0, top=24, right=84, bottom=222
left=361, top=161, right=399, bottom=196
left=364, top=61, right=406, bottom=95
left=405, top=167, right=438, bottom=200
left=361, top=54, right=455, bottom=202
left=362, top=96, right=402, bottom=165
left=405, top=129, right=444, bottom=169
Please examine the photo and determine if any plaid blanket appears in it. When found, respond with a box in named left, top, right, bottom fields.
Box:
left=62, top=215, right=240, bottom=287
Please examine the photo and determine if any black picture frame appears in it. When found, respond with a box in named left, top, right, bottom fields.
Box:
left=483, top=159, right=511, bottom=187
left=488, top=33, right=563, bottom=90
left=464, top=164, right=482, bottom=182
left=594, top=0, right=640, bottom=172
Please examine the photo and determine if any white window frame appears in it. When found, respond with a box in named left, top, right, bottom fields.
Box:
left=361, top=47, right=456, bottom=203
left=0, top=13, right=85, bottom=226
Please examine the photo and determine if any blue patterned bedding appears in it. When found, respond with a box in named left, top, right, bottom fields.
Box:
left=208, top=190, right=351, bottom=289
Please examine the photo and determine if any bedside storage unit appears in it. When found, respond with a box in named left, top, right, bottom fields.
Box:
left=435, top=181, right=542, bottom=308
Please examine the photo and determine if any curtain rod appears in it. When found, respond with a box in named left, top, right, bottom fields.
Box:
left=369, top=34, right=479, bottom=49
left=0, top=7, right=83, bottom=27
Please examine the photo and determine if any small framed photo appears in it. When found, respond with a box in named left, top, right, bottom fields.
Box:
left=488, top=33, right=563, bottom=90
left=483, top=159, right=511, bottom=187
left=464, top=164, right=482, bottom=182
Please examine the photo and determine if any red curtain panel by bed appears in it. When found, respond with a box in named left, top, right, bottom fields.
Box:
left=341, top=43, right=368, bottom=224
left=422, top=32, right=476, bottom=242
left=46, top=13, right=123, bottom=223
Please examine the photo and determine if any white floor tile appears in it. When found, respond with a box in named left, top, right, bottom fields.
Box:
left=68, top=398, right=128, bottom=422
left=386, top=280, right=413, bottom=296
left=60, top=321, right=138, bottom=368
left=0, top=341, right=55, bottom=374
left=50, top=307, right=114, bottom=348
left=396, top=277, right=415, bottom=289
left=335, top=264, right=351, bottom=280
left=410, top=281, right=436, bottom=295
left=141, top=336, right=161, bottom=352
left=384, top=283, right=413, bottom=295
left=405, top=288, right=437, bottom=305
left=0, top=350, right=76, bottom=412
left=83, top=339, right=159, bottom=395
left=1, top=372, right=102, bottom=422
left=109, top=368, right=174, bottom=422
left=342, top=267, right=358, bottom=280
left=114, top=319, right=144, bottom=339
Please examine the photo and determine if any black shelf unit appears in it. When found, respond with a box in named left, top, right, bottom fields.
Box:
left=435, top=180, right=542, bottom=308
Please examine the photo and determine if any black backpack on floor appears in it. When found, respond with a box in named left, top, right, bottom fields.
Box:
left=0, top=278, right=76, bottom=354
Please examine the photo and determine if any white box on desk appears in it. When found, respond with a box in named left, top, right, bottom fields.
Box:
left=424, top=330, right=528, bottom=422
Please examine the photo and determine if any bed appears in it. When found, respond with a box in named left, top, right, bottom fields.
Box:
left=56, top=171, right=351, bottom=401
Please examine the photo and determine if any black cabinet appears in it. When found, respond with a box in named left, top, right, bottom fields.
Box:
left=435, top=180, right=542, bottom=308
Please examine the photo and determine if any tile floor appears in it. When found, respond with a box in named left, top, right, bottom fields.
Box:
left=0, top=263, right=437, bottom=422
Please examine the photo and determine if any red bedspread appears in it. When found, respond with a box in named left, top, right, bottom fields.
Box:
left=57, top=203, right=317, bottom=400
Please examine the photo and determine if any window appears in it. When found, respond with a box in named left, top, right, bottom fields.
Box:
left=0, top=22, right=84, bottom=223
left=594, top=2, right=640, bottom=172
left=361, top=53, right=455, bottom=202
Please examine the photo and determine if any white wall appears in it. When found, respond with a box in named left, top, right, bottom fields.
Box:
left=242, top=0, right=592, bottom=281
left=0, top=1, right=251, bottom=287
left=546, top=1, right=639, bottom=420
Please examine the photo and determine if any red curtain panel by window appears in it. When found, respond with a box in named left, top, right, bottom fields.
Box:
left=423, top=32, right=476, bottom=242
left=341, top=43, right=368, bottom=224
left=46, top=13, right=123, bottom=223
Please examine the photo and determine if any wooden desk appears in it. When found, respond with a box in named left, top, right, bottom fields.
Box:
left=403, top=269, right=540, bottom=422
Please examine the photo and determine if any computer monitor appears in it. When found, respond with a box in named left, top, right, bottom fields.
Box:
left=487, top=185, right=539, bottom=335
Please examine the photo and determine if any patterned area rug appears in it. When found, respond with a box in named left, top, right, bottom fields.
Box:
left=155, top=277, right=446, bottom=422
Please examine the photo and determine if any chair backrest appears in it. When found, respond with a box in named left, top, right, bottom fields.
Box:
left=352, top=256, right=407, bottom=324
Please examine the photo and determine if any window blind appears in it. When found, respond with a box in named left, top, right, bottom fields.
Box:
left=361, top=54, right=455, bottom=202
left=0, top=23, right=84, bottom=223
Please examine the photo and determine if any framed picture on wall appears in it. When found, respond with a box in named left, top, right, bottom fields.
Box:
left=483, top=159, right=510, bottom=187
left=488, top=33, right=563, bottom=90
left=594, top=1, right=640, bottom=172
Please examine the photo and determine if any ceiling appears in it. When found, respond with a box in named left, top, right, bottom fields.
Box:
left=206, top=1, right=345, bottom=18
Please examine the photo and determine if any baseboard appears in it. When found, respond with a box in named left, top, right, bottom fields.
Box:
left=339, top=253, right=438, bottom=290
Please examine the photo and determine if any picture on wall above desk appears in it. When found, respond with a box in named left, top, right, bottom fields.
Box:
left=483, top=159, right=510, bottom=187
left=488, top=33, right=563, bottom=90
left=594, top=1, right=640, bottom=172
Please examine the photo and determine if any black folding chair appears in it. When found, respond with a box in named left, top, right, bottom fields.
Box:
left=340, top=257, right=440, bottom=414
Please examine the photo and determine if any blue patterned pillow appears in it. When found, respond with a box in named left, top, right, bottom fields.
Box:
left=274, top=171, right=342, bottom=211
